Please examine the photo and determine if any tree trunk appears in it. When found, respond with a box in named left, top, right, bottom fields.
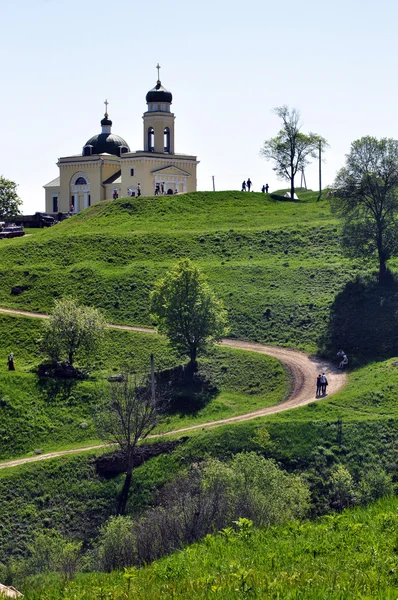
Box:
left=187, top=346, right=198, bottom=376
left=117, top=463, right=133, bottom=516
left=377, top=233, right=388, bottom=283
left=290, top=175, right=296, bottom=202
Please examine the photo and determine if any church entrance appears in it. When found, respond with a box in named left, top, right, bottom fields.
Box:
left=167, top=188, right=174, bottom=195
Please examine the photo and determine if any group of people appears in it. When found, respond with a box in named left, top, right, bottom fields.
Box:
left=241, top=180, right=270, bottom=193
left=337, top=350, right=348, bottom=369
left=316, top=372, right=328, bottom=396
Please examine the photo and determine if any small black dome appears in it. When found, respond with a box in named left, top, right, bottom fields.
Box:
left=146, top=81, right=172, bottom=104
left=83, top=133, right=130, bottom=156
left=101, top=116, right=112, bottom=126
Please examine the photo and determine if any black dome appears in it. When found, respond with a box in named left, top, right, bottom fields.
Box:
left=146, top=82, right=172, bottom=104
left=83, top=133, right=130, bottom=156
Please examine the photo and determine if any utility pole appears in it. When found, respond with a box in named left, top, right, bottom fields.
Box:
left=212, top=176, right=215, bottom=192
left=317, top=139, right=322, bottom=201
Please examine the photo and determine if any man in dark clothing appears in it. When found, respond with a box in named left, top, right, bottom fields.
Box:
left=265, top=183, right=269, bottom=193
left=247, top=178, right=252, bottom=192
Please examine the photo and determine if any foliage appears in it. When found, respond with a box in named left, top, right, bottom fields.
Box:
left=333, top=136, right=398, bottom=281
left=20, top=497, right=398, bottom=599
left=0, top=176, right=22, bottom=220
left=40, top=298, right=106, bottom=367
left=93, top=452, right=310, bottom=570
left=150, top=258, right=227, bottom=368
left=260, top=107, right=325, bottom=200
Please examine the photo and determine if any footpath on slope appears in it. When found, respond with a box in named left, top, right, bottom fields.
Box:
left=0, top=307, right=347, bottom=470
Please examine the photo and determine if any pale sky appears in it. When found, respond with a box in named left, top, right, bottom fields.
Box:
left=1, top=0, right=396, bottom=213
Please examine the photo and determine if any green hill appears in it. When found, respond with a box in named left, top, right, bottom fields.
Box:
left=20, top=497, right=398, bottom=599
left=0, top=191, right=365, bottom=351
left=2, top=190, right=398, bottom=596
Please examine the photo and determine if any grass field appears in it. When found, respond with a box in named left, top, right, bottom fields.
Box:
left=0, top=312, right=287, bottom=459
left=0, top=191, right=371, bottom=352
left=19, top=496, right=398, bottom=599
left=2, top=189, right=398, bottom=596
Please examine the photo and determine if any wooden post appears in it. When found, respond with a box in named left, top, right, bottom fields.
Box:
left=317, top=140, right=322, bottom=201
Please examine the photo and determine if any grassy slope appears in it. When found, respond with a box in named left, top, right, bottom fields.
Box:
left=0, top=313, right=287, bottom=460
left=0, top=191, right=369, bottom=352
left=22, top=497, right=398, bottom=599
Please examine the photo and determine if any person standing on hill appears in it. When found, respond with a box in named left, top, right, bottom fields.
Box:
left=316, top=374, right=322, bottom=396
left=261, top=185, right=266, bottom=193
left=247, top=178, right=252, bottom=191
left=265, top=183, right=269, bottom=193
left=241, top=181, right=246, bottom=192
left=320, top=372, right=328, bottom=395
left=7, top=352, right=14, bottom=371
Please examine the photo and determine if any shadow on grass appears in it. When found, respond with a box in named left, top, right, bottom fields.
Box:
left=319, top=273, right=398, bottom=366
left=35, top=374, right=80, bottom=404
left=158, top=365, right=218, bottom=416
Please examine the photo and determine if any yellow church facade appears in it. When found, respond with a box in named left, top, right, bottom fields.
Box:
left=44, top=69, right=199, bottom=214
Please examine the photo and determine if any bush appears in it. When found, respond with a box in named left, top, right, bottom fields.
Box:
left=95, top=452, right=310, bottom=570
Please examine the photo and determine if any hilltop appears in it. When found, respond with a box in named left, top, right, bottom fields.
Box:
left=0, top=191, right=367, bottom=352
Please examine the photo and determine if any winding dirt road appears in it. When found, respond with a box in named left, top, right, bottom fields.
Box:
left=0, top=307, right=347, bottom=470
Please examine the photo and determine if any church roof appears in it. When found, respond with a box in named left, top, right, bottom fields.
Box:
left=43, top=176, right=60, bottom=188
left=103, top=170, right=122, bottom=185
left=146, top=81, right=172, bottom=104
left=84, top=133, right=130, bottom=156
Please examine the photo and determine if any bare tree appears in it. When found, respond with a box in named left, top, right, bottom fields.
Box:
left=261, top=106, right=326, bottom=200
left=95, top=366, right=168, bottom=515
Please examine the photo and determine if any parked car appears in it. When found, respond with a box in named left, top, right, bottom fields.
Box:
left=0, top=225, right=25, bottom=239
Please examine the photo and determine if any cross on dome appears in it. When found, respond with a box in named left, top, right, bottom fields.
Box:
left=104, top=99, right=109, bottom=117
left=156, top=63, right=161, bottom=83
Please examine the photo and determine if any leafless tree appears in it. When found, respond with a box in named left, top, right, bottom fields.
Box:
left=95, top=370, right=168, bottom=515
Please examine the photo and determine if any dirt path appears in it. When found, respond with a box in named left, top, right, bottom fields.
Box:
left=0, top=307, right=347, bottom=470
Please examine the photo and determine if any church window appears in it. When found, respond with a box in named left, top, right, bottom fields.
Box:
left=52, top=196, right=58, bottom=213
left=130, top=168, right=135, bottom=177
left=75, top=176, right=87, bottom=185
left=164, top=127, right=170, bottom=153
left=148, top=127, right=155, bottom=152
left=83, top=145, right=93, bottom=156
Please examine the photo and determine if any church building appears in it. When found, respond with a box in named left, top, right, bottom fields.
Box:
left=44, top=67, right=199, bottom=213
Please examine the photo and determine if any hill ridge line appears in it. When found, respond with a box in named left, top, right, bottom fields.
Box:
left=0, top=307, right=347, bottom=470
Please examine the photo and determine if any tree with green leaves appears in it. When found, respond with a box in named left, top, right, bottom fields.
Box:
left=332, top=136, right=398, bottom=282
left=260, top=106, right=326, bottom=200
left=41, top=298, right=106, bottom=367
left=150, top=258, right=227, bottom=371
left=0, top=176, right=22, bottom=220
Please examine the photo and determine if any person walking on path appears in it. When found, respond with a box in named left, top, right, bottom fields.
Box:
left=316, top=374, right=322, bottom=397
left=320, top=372, right=328, bottom=395
left=247, top=178, right=252, bottom=192
left=241, top=180, right=246, bottom=192
left=7, top=352, right=15, bottom=371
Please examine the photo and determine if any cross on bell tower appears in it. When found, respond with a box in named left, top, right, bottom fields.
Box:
left=143, top=66, right=175, bottom=154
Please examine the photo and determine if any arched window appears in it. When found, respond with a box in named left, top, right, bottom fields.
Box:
left=164, top=127, right=170, bottom=153
left=75, top=176, right=87, bottom=185
left=148, top=127, right=154, bottom=152
left=83, top=145, right=93, bottom=156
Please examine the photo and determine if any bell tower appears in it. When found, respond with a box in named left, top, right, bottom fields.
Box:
left=143, top=64, right=175, bottom=154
